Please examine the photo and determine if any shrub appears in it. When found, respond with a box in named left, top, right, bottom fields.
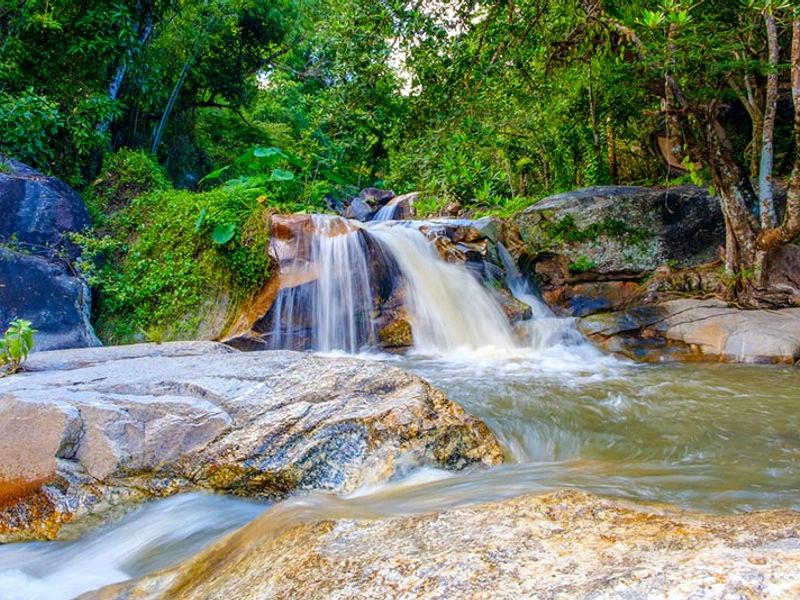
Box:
left=77, top=186, right=271, bottom=343
left=86, top=149, right=170, bottom=219
left=0, top=319, right=36, bottom=375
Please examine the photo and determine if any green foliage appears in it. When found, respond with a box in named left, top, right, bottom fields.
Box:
left=86, top=149, right=170, bottom=220
left=0, top=319, right=37, bottom=375
left=569, top=255, right=598, bottom=274
left=543, top=215, right=653, bottom=246
left=77, top=185, right=271, bottom=344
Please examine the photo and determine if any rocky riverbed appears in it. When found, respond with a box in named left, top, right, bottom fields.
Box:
left=0, top=342, right=501, bottom=542
left=89, top=489, right=800, bottom=599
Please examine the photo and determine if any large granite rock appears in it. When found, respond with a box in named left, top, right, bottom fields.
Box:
left=512, top=186, right=725, bottom=316
left=0, top=248, right=99, bottom=350
left=579, top=298, right=800, bottom=364
left=0, top=155, right=99, bottom=349
left=0, top=155, right=91, bottom=255
left=0, top=343, right=501, bottom=542
left=93, top=490, right=800, bottom=599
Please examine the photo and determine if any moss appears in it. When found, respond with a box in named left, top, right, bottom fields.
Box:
left=76, top=186, right=271, bottom=344
left=542, top=214, right=652, bottom=246
left=568, top=255, right=597, bottom=274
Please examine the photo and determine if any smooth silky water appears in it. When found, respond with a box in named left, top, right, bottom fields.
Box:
left=3, top=214, right=800, bottom=599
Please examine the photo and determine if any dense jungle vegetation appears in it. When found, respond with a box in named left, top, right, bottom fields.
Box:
left=2, top=0, right=800, bottom=339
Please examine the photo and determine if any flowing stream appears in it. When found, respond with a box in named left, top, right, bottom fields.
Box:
left=3, top=212, right=800, bottom=599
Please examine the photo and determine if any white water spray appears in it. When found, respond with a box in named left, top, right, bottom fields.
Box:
left=369, top=224, right=517, bottom=353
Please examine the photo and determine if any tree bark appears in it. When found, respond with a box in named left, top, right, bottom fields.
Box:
left=758, top=18, right=800, bottom=251
left=96, top=10, right=155, bottom=137
left=758, top=10, right=780, bottom=229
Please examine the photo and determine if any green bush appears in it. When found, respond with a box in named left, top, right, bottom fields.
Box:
left=86, top=149, right=170, bottom=220
left=0, top=319, right=36, bottom=375
left=77, top=186, right=271, bottom=344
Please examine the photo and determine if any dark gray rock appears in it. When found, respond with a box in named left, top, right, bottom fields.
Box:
left=514, top=186, right=725, bottom=274
left=0, top=248, right=99, bottom=351
left=0, top=155, right=91, bottom=256
left=344, top=197, right=374, bottom=221
left=0, top=156, right=99, bottom=349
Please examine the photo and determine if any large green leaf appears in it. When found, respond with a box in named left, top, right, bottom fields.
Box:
left=194, top=207, right=208, bottom=233
left=211, top=223, right=236, bottom=245
left=198, top=166, right=229, bottom=186
left=269, top=168, right=295, bottom=181
left=253, top=146, right=285, bottom=159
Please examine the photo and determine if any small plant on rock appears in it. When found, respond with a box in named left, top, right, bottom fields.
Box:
left=0, top=319, right=36, bottom=375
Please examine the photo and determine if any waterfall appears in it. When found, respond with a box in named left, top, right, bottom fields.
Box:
left=369, top=224, right=516, bottom=353
left=269, top=215, right=376, bottom=353
left=497, top=242, right=586, bottom=349
left=371, top=197, right=402, bottom=222
left=266, top=214, right=585, bottom=356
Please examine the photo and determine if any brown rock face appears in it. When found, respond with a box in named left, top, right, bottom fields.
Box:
left=378, top=318, right=413, bottom=348
left=94, top=490, right=800, bottom=599
left=0, top=343, right=501, bottom=542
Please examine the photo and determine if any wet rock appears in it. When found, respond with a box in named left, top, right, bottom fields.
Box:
left=579, top=299, right=800, bottom=364
left=513, top=186, right=725, bottom=317
left=344, top=197, right=374, bottom=221
left=97, top=490, right=800, bottom=599
left=543, top=279, right=641, bottom=317
left=0, top=343, right=501, bottom=541
left=496, top=289, right=532, bottom=323
left=378, top=318, right=413, bottom=348
left=381, top=191, right=418, bottom=220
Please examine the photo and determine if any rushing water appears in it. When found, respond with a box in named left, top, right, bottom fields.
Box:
left=369, top=224, right=517, bottom=352
left=3, top=213, right=800, bottom=598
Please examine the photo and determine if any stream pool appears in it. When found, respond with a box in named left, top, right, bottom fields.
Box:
left=2, top=346, right=799, bottom=599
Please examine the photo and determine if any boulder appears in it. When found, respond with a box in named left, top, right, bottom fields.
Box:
left=579, top=298, right=800, bottom=364
left=94, top=490, right=800, bottom=599
left=0, top=343, right=501, bottom=541
left=0, top=155, right=91, bottom=256
left=0, top=156, right=100, bottom=349
left=342, top=188, right=397, bottom=221
left=0, top=248, right=100, bottom=351
left=513, top=186, right=725, bottom=316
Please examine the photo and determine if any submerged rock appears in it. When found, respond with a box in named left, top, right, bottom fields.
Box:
left=94, top=490, right=800, bottom=599
left=579, top=298, right=800, bottom=364
left=0, top=343, right=501, bottom=542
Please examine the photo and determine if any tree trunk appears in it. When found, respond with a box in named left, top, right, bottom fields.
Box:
left=96, top=13, right=155, bottom=137
left=758, top=10, right=780, bottom=229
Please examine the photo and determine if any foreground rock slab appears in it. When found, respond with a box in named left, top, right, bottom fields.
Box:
left=580, top=298, right=800, bottom=364
left=0, top=342, right=500, bottom=542
left=93, top=490, right=800, bottom=600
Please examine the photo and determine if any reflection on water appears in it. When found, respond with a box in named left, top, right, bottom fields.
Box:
left=2, top=345, right=800, bottom=599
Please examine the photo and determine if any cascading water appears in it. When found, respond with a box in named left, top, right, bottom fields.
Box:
left=496, top=242, right=587, bottom=350
left=371, top=197, right=402, bottom=222
left=268, top=215, right=376, bottom=353
left=266, top=211, right=591, bottom=356
left=368, top=224, right=517, bottom=353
